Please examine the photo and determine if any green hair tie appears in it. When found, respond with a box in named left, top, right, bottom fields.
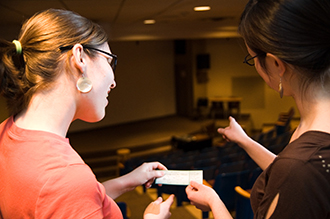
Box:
left=12, top=40, right=22, bottom=55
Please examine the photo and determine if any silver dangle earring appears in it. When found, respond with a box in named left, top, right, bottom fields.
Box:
left=279, top=77, right=283, bottom=98
left=76, top=73, right=92, bottom=93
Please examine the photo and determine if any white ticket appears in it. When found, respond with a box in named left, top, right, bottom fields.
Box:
left=155, top=170, right=203, bottom=185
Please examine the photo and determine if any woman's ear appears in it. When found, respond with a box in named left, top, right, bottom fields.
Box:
left=71, top=44, right=86, bottom=74
left=265, top=53, right=286, bottom=77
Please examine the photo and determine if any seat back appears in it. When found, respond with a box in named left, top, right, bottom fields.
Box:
left=213, top=170, right=250, bottom=211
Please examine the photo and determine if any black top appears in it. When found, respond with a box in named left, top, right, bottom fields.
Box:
left=251, top=131, right=330, bottom=218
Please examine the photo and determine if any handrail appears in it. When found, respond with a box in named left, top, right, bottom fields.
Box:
left=235, top=186, right=251, bottom=199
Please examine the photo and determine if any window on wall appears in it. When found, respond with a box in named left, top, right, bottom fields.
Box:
left=232, top=76, right=265, bottom=109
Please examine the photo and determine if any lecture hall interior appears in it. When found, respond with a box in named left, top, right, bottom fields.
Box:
left=0, top=1, right=299, bottom=218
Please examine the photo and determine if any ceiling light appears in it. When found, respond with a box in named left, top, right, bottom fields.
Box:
left=194, top=6, right=211, bottom=12
left=144, top=19, right=156, bottom=25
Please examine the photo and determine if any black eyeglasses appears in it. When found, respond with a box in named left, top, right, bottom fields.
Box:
left=60, top=45, right=117, bottom=72
left=243, top=53, right=264, bottom=66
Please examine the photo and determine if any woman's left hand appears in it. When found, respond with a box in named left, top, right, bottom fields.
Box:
left=186, top=181, right=233, bottom=219
left=186, top=181, right=220, bottom=212
left=128, top=162, right=167, bottom=188
left=102, top=162, right=167, bottom=199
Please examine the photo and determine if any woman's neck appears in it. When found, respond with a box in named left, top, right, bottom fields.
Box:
left=292, top=95, right=330, bottom=141
left=14, top=80, right=77, bottom=138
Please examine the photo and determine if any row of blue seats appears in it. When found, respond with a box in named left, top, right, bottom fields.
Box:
left=121, top=131, right=290, bottom=180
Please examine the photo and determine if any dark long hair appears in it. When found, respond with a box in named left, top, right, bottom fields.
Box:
left=238, top=0, right=330, bottom=93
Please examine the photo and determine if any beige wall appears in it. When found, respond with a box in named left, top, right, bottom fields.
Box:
left=192, top=38, right=298, bottom=128
left=0, top=38, right=299, bottom=132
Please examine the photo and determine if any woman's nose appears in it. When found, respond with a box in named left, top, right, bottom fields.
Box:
left=110, top=81, right=116, bottom=89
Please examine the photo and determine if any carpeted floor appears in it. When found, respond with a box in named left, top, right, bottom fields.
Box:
left=69, top=115, right=219, bottom=154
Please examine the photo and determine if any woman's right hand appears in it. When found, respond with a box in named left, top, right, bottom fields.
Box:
left=143, top=194, right=174, bottom=219
left=217, top=116, right=249, bottom=145
left=219, top=117, right=276, bottom=170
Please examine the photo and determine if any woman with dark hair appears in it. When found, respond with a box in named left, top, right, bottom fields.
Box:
left=186, top=0, right=330, bottom=218
left=0, top=9, right=173, bottom=219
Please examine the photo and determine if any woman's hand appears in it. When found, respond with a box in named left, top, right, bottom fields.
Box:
left=185, top=181, right=220, bottom=212
left=103, top=162, right=167, bottom=199
left=217, top=116, right=249, bottom=145
left=218, top=117, right=276, bottom=170
left=143, top=194, right=175, bottom=219
left=186, top=181, right=233, bottom=219
left=128, top=162, right=167, bottom=189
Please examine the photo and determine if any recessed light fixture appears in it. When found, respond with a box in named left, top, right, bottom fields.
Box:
left=144, top=19, right=156, bottom=24
left=194, top=6, right=211, bottom=12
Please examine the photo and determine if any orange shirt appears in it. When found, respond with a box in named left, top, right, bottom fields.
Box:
left=0, top=117, right=123, bottom=219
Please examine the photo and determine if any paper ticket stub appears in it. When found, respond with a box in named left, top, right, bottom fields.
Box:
left=155, top=170, right=203, bottom=185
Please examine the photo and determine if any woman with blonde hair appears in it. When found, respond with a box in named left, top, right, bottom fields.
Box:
left=0, top=9, right=173, bottom=219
